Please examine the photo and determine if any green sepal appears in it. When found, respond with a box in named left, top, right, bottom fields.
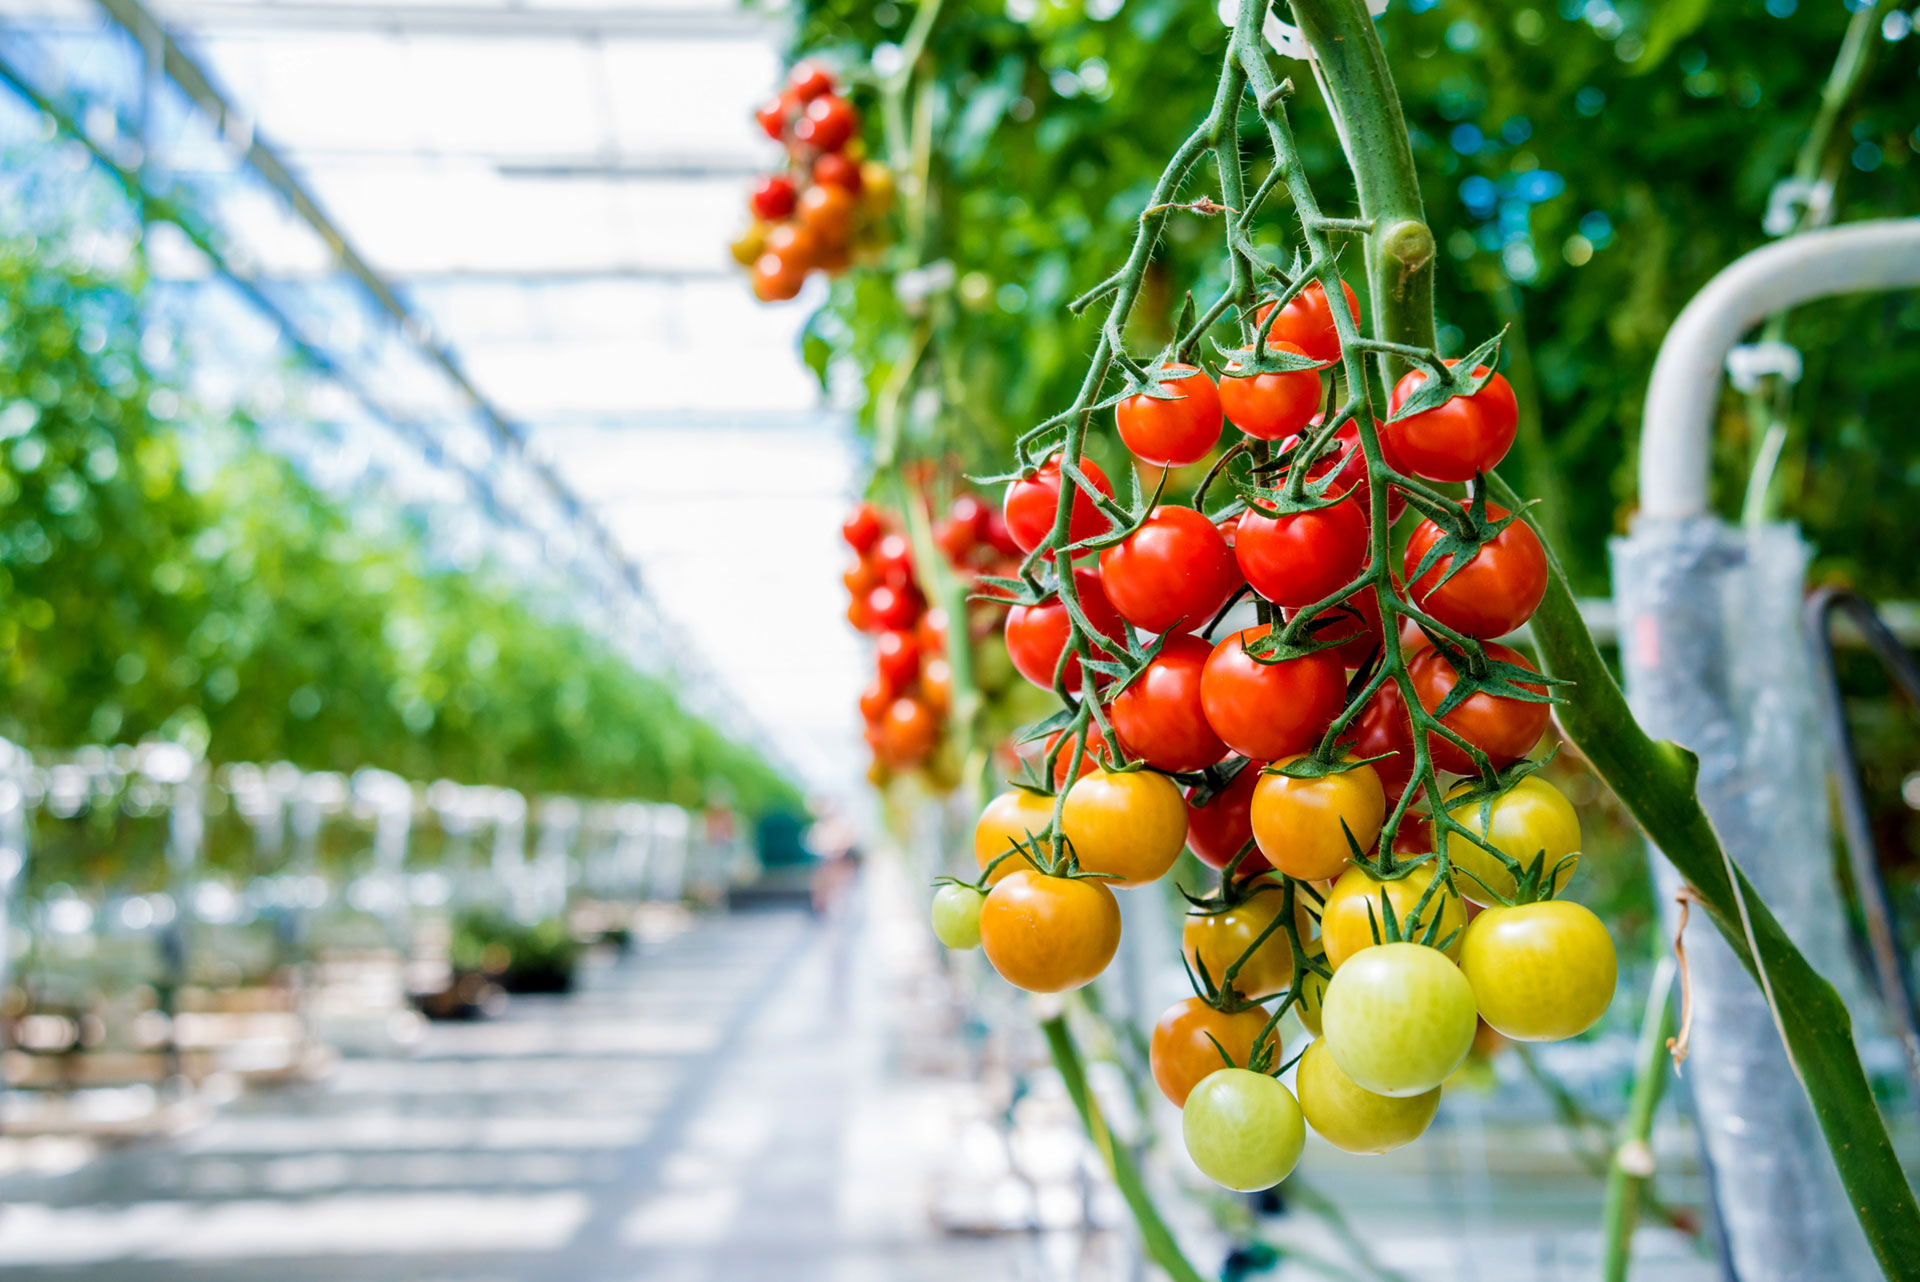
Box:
left=1384, top=329, right=1508, bottom=422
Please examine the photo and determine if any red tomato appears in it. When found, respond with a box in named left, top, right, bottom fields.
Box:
left=749, top=174, right=797, bottom=221
left=875, top=629, right=921, bottom=690
left=1385, top=362, right=1519, bottom=482
left=980, top=508, right=1021, bottom=557
left=1408, top=642, right=1550, bottom=774
left=1278, top=418, right=1406, bottom=521
left=796, top=95, right=859, bottom=151
left=788, top=62, right=835, bottom=101
left=857, top=680, right=890, bottom=722
left=1234, top=496, right=1368, bottom=610
left=1097, top=506, right=1239, bottom=635
left=842, top=503, right=884, bottom=554
left=1218, top=342, right=1323, bottom=441
left=1298, top=581, right=1385, bottom=668
left=1351, top=679, right=1415, bottom=799
left=872, top=532, right=916, bottom=587
left=763, top=221, right=815, bottom=265
left=751, top=250, right=806, bottom=302
left=846, top=594, right=875, bottom=632
left=1200, top=626, right=1347, bottom=761
left=915, top=608, right=949, bottom=655
left=1116, top=365, right=1224, bottom=468
left=798, top=183, right=856, bottom=246
left=1042, top=731, right=1111, bottom=787
left=842, top=558, right=880, bottom=598
left=1003, top=453, right=1115, bottom=553
left=1110, top=633, right=1228, bottom=773
left=754, top=97, right=788, bottom=140
left=1004, top=567, right=1126, bottom=693
left=866, top=583, right=923, bottom=631
left=1184, top=761, right=1269, bottom=872
left=1403, top=505, right=1547, bottom=640
left=1257, top=280, right=1360, bottom=364
left=814, top=151, right=863, bottom=193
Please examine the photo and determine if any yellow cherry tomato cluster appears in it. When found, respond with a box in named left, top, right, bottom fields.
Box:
left=936, top=752, right=1616, bottom=1193
left=733, top=61, right=896, bottom=302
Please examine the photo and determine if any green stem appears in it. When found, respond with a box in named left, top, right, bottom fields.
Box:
left=1602, top=959, right=1680, bottom=1282
left=1491, top=470, right=1920, bottom=1279
left=1288, top=0, right=1435, bottom=391
left=1041, top=1013, right=1208, bottom=1282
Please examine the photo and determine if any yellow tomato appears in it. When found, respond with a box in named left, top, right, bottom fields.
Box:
left=1250, top=758, right=1386, bottom=881
left=1295, top=1037, right=1439, bottom=1154
left=1294, top=964, right=1328, bottom=1035
left=1061, top=767, right=1188, bottom=887
left=1443, top=776, right=1582, bottom=905
left=979, top=870, right=1122, bottom=994
left=1321, top=862, right=1467, bottom=970
left=1182, top=884, right=1299, bottom=1001
left=1459, top=900, right=1617, bottom=1041
left=973, top=789, right=1054, bottom=884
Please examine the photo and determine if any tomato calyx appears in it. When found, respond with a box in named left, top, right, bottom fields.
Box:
left=1434, top=752, right=1579, bottom=907
left=1180, top=754, right=1256, bottom=808
left=1261, top=748, right=1394, bottom=782
left=1401, top=487, right=1536, bottom=593
left=1420, top=633, right=1570, bottom=723
left=1382, top=330, right=1508, bottom=423
left=1356, top=874, right=1464, bottom=954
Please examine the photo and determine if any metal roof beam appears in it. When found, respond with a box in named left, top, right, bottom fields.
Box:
left=146, top=0, right=773, bottom=39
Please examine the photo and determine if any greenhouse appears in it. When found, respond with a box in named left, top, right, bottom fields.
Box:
left=0, top=0, right=1915, bottom=1279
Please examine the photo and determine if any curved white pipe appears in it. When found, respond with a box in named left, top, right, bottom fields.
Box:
left=1639, top=218, right=1920, bottom=519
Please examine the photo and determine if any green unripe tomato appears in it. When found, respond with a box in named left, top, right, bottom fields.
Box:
left=1295, top=1037, right=1438, bottom=1154
left=1181, top=1067, right=1305, bottom=1191
left=931, top=883, right=986, bottom=950
left=1320, top=941, right=1477, bottom=1097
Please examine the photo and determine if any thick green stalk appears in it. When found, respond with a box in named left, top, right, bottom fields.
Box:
left=1601, top=959, right=1679, bottom=1282
left=1041, top=1014, right=1208, bottom=1282
left=1498, top=477, right=1920, bottom=1279
left=1288, top=0, right=1434, bottom=390
left=1284, top=0, right=1920, bottom=1269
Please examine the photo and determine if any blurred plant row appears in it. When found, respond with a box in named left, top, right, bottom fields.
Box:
left=0, top=221, right=800, bottom=840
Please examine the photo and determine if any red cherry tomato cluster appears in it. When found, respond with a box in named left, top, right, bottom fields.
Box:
left=842, top=502, right=947, bottom=772
left=731, top=62, right=897, bottom=302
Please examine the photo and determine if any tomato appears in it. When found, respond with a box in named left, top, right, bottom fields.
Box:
left=730, top=221, right=768, bottom=266
left=1257, top=279, right=1360, bottom=364
left=813, top=151, right=862, bottom=193
left=1183, top=884, right=1296, bottom=1000
left=979, top=869, right=1121, bottom=993
left=871, top=532, right=916, bottom=587
left=974, top=789, right=1054, bottom=882
left=866, top=583, right=923, bottom=631
left=798, top=183, right=856, bottom=245
left=857, top=679, right=890, bottom=722
left=915, top=608, right=949, bottom=655
left=1321, top=862, right=1466, bottom=970
left=1250, top=758, right=1386, bottom=881
left=1458, top=900, right=1616, bottom=1041
left=788, top=61, right=835, bottom=101
left=931, top=883, right=984, bottom=950
left=1003, top=567, right=1124, bottom=693
left=842, top=559, right=880, bottom=601
left=1403, top=505, right=1546, bottom=639
left=1295, top=1037, right=1438, bottom=1154
left=878, top=696, right=938, bottom=765
left=1385, top=362, right=1519, bottom=482
left=980, top=507, right=1021, bottom=557
left=1443, top=776, right=1581, bottom=904
left=1150, top=997, right=1273, bottom=1107
left=795, top=94, right=859, bottom=151
left=859, top=160, right=895, bottom=212
left=1233, top=495, right=1367, bottom=610
left=1061, top=767, right=1188, bottom=887
left=921, top=657, right=954, bottom=716
left=1200, top=626, right=1346, bottom=761
left=1217, top=343, right=1322, bottom=441
left=1040, top=730, right=1111, bottom=788
left=1097, top=505, right=1239, bottom=635
left=763, top=221, right=815, bottom=264
left=1184, top=762, right=1266, bottom=871
left=1116, top=365, right=1223, bottom=467
left=754, top=96, right=788, bottom=140
left=846, top=593, right=875, bottom=632
left=1407, top=642, right=1550, bottom=774
left=1182, top=1068, right=1305, bottom=1191
left=1111, top=634, right=1228, bottom=773
left=748, top=174, right=796, bottom=221
left=1320, top=941, right=1478, bottom=1096
left=875, top=628, right=920, bottom=689
left=842, top=502, right=885, bottom=554
left=1278, top=418, right=1406, bottom=521
left=1003, top=453, right=1115, bottom=553
left=1350, top=679, right=1414, bottom=798
left=751, top=250, right=806, bottom=302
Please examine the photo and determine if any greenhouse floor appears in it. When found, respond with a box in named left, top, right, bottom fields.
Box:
left=0, top=875, right=1717, bottom=1282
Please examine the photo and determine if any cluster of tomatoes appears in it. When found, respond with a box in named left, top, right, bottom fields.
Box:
left=927, top=277, right=1619, bottom=1193
left=732, top=62, right=895, bottom=303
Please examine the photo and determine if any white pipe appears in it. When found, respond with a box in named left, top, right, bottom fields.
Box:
left=1639, top=218, right=1920, bottom=519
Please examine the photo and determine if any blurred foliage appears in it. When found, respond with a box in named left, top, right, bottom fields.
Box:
left=451, top=908, right=580, bottom=993
left=786, top=0, right=1920, bottom=597
left=0, top=229, right=800, bottom=829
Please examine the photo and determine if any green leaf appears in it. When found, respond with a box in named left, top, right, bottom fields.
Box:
left=1631, top=0, right=1715, bottom=76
